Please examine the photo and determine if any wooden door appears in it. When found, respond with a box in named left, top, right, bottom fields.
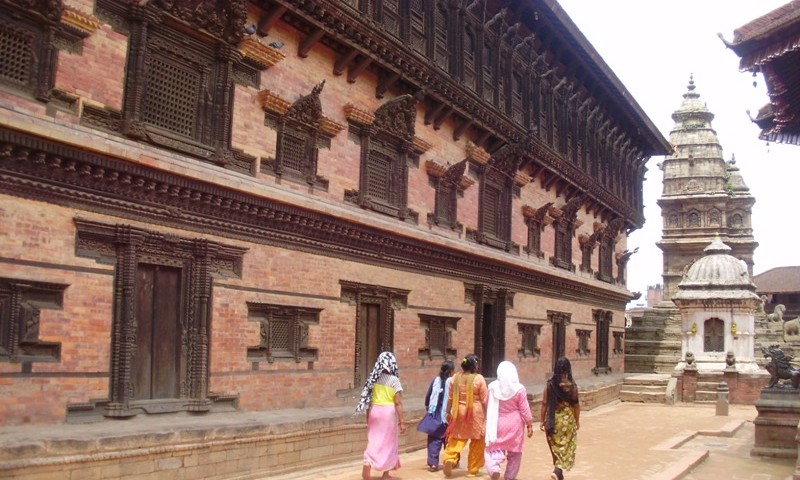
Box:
left=552, top=320, right=566, bottom=368
left=704, top=318, right=724, bottom=352
left=596, top=316, right=609, bottom=372
left=357, top=302, right=382, bottom=386
left=134, top=263, right=181, bottom=400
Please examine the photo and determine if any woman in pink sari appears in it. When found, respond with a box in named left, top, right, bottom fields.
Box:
left=355, top=352, right=406, bottom=480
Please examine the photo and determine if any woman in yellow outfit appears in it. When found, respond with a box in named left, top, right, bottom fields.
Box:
left=442, top=354, right=487, bottom=478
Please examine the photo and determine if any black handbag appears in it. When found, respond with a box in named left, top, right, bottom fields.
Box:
left=416, top=412, right=446, bottom=437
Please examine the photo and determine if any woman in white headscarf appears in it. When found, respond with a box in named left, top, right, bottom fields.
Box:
left=484, top=361, right=533, bottom=480
left=355, top=352, right=406, bottom=480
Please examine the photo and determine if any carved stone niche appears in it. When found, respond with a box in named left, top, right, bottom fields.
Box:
left=0, top=278, right=68, bottom=365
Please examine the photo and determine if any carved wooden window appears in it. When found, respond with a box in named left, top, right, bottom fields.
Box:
left=541, top=85, right=553, bottom=143
left=477, top=175, right=512, bottom=249
left=613, top=331, right=624, bottom=355
left=347, top=95, right=419, bottom=222
left=98, top=0, right=256, bottom=175
left=381, top=0, right=401, bottom=38
left=247, top=304, right=321, bottom=363
left=552, top=219, right=575, bottom=271
left=0, top=278, right=66, bottom=364
left=704, top=318, right=724, bottom=352
left=266, top=82, right=329, bottom=188
left=340, top=281, right=409, bottom=390
left=433, top=182, right=457, bottom=228
left=409, top=0, right=427, bottom=55
left=597, top=235, right=614, bottom=283
left=526, top=218, right=545, bottom=259
left=576, top=329, right=591, bottom=358
left=482, top=41, right=495, bottom=103
left=433, top=3, right=449, bottom=71
left=0, top=1, right=85, bottom=102
left=463, top=29, right=477, bottom=91
left=511, top=72, right=524, bottom=125
left=419, top=314, right=458, bottom=361
left=593, top=310, right=611, bottom=374
left=518, top=323, right=541, bottom=359
left=74, top=219, right=246, bottom=418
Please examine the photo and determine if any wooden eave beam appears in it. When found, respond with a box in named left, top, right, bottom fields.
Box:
left=542, top=170, right=559, bottom=191
left=433, top=106, right=453, bottom=130
left=376, top=71, right=401, bottom=99
left=298, top=27, right=325, bottom=58
left=348, top=56, right=372, bottom=83
left=333, top=48, right=359, bottom=76
left=257, top=5, right=287, bottom=36
left=453, top=119, right=473, bottom=141
left=425, top=102, right=446, bottom=126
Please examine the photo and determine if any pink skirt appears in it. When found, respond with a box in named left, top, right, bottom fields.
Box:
left=364, top=404, right=401, bottom=471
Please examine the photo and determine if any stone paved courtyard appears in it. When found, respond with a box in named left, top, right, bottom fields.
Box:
left=272, top=402, right=794, bottom=480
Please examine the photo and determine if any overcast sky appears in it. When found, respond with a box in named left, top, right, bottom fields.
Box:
left=557, top=0, right=800, bottom=304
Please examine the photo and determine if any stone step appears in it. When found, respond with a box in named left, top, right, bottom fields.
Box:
left=622, top=374, right=670, bottom=386
left=620, top=386, right=666, bottom=395
left=695, top=391, right=719, bottom=402
left=619, top=391, right=666, bottom=403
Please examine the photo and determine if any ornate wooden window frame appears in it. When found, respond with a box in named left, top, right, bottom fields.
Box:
left=0, top=1, right=92, bottom=102
left=340, top=280, right=409, bottom=389
left=426, top=159, right=471, bottom=230
left=262, top=81, right=341, bottom=189
left=576, top=329, right=592, bottom=358
left=247, top=303, right=321, bottom=364
left=344, top=95, right=423, bottom=223
left=418, top=313, right=459, bottom=361
left=592, top=309, right=612, bottom=374
left=0, top=277, right=67, bottom=364
left=93, top=0, right=263, bottom=175
left=613, top=331, right=624, bottom=356
left=522, top=202, right=554, bottom=259
left=517, top=322, right=542, bottom=359
left=72, top=218, right=246, bottom=419
left=550, top=194, right=585, bottom=272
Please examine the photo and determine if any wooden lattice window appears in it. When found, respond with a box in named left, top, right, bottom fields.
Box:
left=526, top=219, right=544, bottom=258
left=433, top=3, right=449, bottom=71
left=511, top=72, right=524, bottom=125
left=97, top=0, right=257, bottom=174
left=247, top=304, right=321, bottom=363
left=597, top=236, right=614, bottom=283
left=0, top=278, right=66, bottom=364
left=0, top=2, right=84, bottom=102
left=553, top=220, right=574, bottom=270
left=346, top=94, right=418, bottom=222
left=418, top=314, right=458, bottom=361
left=482, top=40, right=495, bottom=103
left=463, top=29, right=477, bottom=91
left=518, top=323, right=541, bottom=359
left=381, top=0, right=401, bottom=38
left=576, top=329, right=592, bottom=357
left=409, top=0, right=427, bottom=54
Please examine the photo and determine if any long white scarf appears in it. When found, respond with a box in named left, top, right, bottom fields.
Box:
left=485, top=361, right=524, bottom=445
left=427, top=376, right=451, bottom=423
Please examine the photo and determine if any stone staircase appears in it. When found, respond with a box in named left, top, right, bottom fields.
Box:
left=619, top=374, right=671, bottom=403
left=624, top=304, right=682, bottom=374
left=694, top=372, right=724, bottom=404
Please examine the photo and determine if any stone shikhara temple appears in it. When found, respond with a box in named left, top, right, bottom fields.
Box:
left=0, top=1, right=668, bottom=477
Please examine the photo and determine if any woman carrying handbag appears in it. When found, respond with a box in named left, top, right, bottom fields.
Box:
left=418, top=360, right=455, bottom=471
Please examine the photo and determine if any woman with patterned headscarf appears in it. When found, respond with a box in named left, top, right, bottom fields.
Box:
left=442, top=354, right=488, bottom=478
left=540, top=357, right=580, bottom=480
left=355, top=351, right=406, bottom=480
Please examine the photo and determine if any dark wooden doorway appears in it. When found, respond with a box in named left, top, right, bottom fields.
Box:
left=552, top=319, right=566, bottom=369
left=357, top=302, right=384, bottom=387
left=595, top=312, right=610, bottom=374
left=704, top=318, right=724, bottom=352
left=133, top=263, right=182, bottom=400
left=480, top=302, right=505, bottom=378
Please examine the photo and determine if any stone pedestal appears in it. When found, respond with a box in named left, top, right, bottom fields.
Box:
left=752, top=387, right=800, bottom=458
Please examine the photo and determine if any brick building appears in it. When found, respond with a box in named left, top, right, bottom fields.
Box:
left=0, top=0, right=669, bottom=429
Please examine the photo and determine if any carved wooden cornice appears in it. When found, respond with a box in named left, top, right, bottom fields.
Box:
left=343, top=104, right=376, bottom=126
left=259, top=90, right=291, bottom=115
left=522, top=202, right=554, bottom=228
left=238, top=37, right=286, bottom=69
left=465, top=142, right=491, bottom=166
left=0, top=127, right=632, bottom=309
left=269, top=0, right=647, bottom=227
left=60, top=6, right=102, bottom=36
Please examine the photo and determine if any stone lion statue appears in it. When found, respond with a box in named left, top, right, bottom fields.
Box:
left=725, top=351, right=736, bottom=368
left=767, top=304, right=785, bottom=323
left=762, top=345, right=800, bottom=389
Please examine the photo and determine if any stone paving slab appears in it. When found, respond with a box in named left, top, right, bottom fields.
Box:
left=270, top=402, right=795, bottom=480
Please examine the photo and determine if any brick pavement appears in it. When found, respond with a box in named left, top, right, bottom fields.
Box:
left=272, top=402, right=795, bottom=480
